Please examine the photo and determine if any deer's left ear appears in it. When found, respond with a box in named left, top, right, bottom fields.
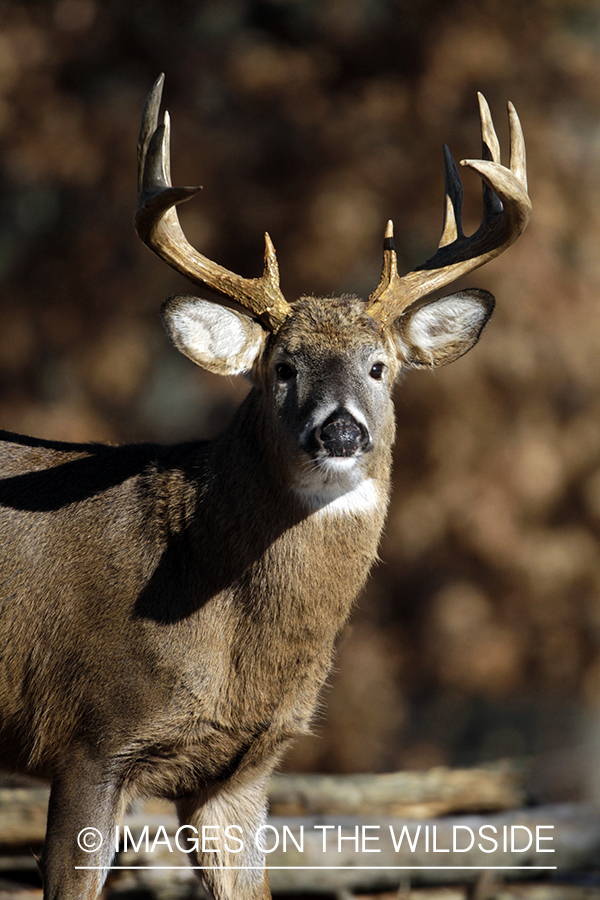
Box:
left=392, top=288, right=495, bottom=368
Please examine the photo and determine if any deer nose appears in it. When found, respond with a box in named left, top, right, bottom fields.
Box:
left=310, top=409, right=372, bottom=458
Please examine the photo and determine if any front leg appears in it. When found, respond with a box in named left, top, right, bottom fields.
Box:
left=41, top=750, right=125, bottom=900
left=176, top=774, right=272, bottom=900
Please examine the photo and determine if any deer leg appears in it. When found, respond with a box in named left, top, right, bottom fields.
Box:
left=176, top=775, right=272, bottom=900
left=41, top=751, right=125, bottom=900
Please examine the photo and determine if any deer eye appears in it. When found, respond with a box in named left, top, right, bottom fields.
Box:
left=369, top=362, right=385, bottom=380
left=275, top=363, right=296, bottom=382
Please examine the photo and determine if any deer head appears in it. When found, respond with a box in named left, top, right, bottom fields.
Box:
left=135, top=75, right=530, bottom=508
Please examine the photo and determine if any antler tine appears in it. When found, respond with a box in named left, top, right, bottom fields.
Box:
left=137, top=73, right=163, bottom=194
left=367, top=219, right=399, bottom=306
left=478, top=92, right=503, bottom=219
left=438, top=144, right=464, bottom=248
left=367, top=94, right=532, bottom=323
left=508, top=100, right=527, bottom=188
left=135, top=75, right=292, bottom=332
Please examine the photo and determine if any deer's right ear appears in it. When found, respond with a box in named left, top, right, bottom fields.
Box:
left=162, top=294, right=269, bottom=376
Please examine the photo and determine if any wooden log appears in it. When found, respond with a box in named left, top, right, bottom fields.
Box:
left=352, top=888, right=600, bottom=900
left=0, top=789, right=48, bottom=846
left=268, top=761, right=526, bottom=818
left=0, top=889, right=43, bottom=900
left=2, top=771, right=597, bottom=897
left=259, top=804, right=600, bottom=893
left=112, top=803, right=600, bottom=893
left=0, top=764, right=526, bottom=847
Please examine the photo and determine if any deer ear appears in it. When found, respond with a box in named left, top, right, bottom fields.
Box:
left=162, top=294, right=268, bottom=376
left=392, top=289, right=495, bottom=368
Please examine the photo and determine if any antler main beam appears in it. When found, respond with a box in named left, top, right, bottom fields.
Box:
left=367, top=93, right=531, bottom=322
left=135, top=74, right=292, bottom=332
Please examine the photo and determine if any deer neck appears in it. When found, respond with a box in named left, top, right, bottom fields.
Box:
left=185, top=389, right=392, bottom=617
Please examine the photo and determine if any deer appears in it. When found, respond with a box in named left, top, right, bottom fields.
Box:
left=0, top=74, right=530, bottom=900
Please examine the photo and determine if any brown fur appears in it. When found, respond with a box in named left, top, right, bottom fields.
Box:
left=0, top=289, right=493, bottom=900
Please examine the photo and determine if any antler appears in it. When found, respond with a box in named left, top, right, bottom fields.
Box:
left=367, top=93, right=532, bottom=322
left=135, top=74, right=292, bottom=332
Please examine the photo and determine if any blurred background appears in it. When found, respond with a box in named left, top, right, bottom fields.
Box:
left=0, top=0, right=599, bottom=802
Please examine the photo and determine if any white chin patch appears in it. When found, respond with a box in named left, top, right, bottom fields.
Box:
left=305, top=478, right=380, bottom=517
left=294, top=456, right=380, bottom=516
left=319, top=457, right=359, bottom=473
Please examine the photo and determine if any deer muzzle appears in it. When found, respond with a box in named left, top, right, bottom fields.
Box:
left=306, top=408, right=372, bottom=459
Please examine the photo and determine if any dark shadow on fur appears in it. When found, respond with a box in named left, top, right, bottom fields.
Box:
left=0, top=430, right=179, bottom=511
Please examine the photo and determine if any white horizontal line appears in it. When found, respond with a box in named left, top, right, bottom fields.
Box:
left=76, top=865, right=558, bottom=871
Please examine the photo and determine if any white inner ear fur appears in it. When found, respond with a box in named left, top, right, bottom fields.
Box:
left=407, top=295, right=487, bottom=350
left=166, top=298, right=266, bottom=375
left=399, top=290, right=492, bottom=367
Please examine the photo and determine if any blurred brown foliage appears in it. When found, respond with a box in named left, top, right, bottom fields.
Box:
left=0, top=0, right=599, bottom=795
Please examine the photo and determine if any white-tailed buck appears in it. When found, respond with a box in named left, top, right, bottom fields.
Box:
left=0, top=75, right=530, bottom=900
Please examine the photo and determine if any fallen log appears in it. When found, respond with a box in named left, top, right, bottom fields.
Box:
left=352, top=887, right=600, bottom=900
left=262, top=804, right=600, bottom=892
left=0, top=763, right=525, bottom=846
left=268, top=761, right=526, bottom=818
left=0, top=789, right=48, bottom=847
left=113, top=803, right=600, bottom=893
left=1, top=770, right=597, bottom=896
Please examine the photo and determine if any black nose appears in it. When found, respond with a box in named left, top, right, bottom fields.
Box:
left=309, top=409, right=371, bottom=458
